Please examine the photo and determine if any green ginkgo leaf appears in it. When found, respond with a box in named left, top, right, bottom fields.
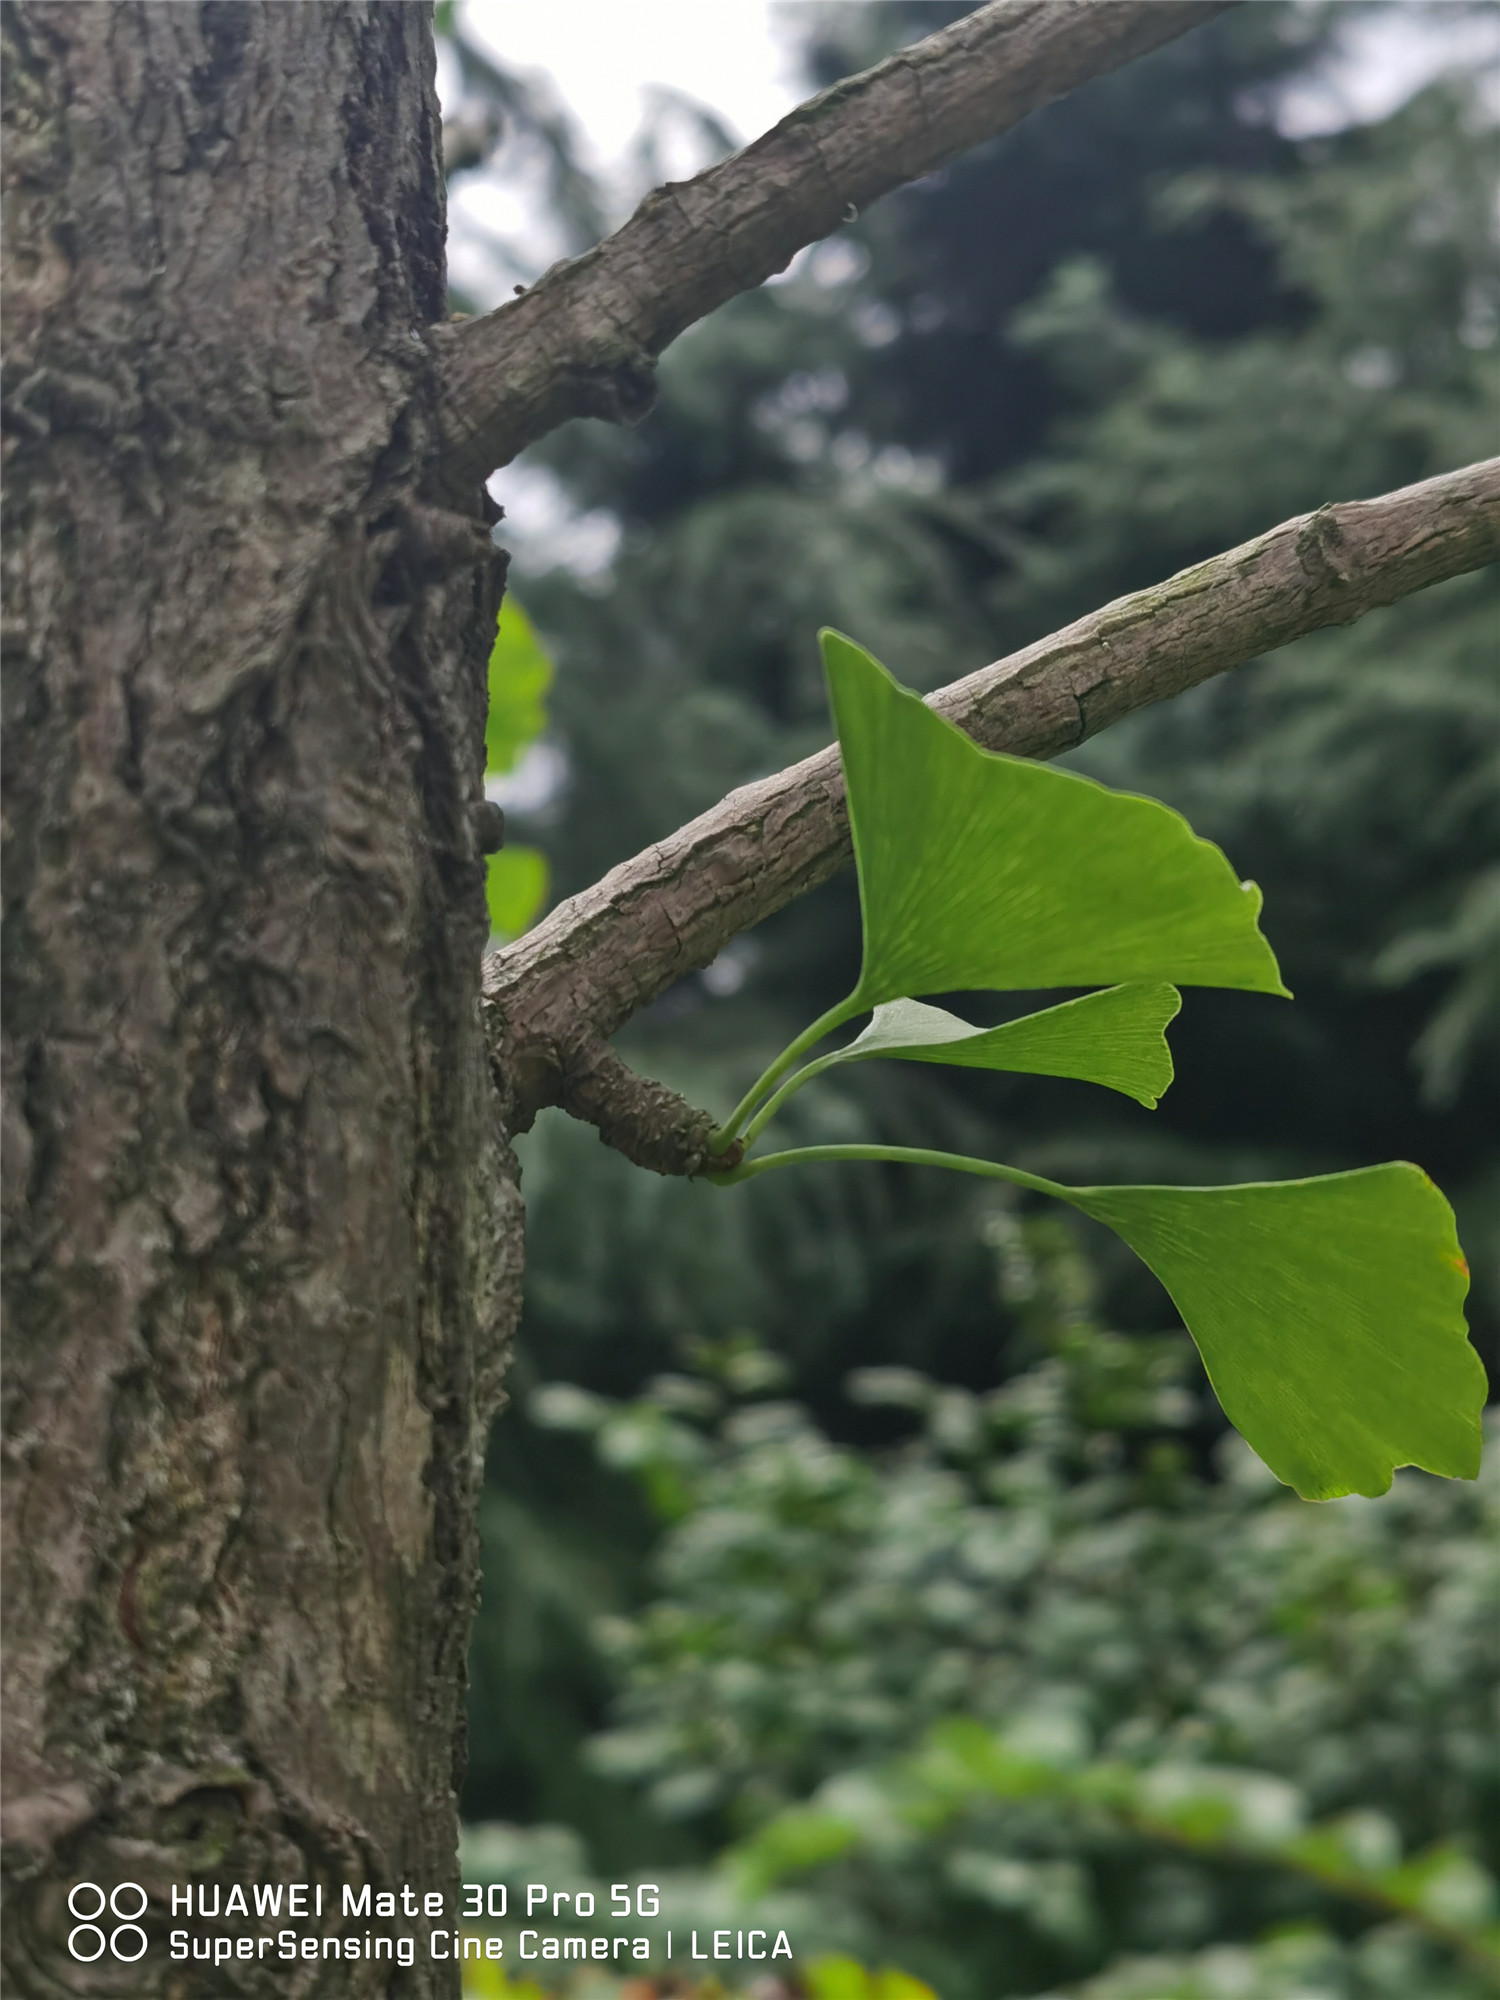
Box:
left=822, top=629, right=1287, bottom=1007
left=486, top=846, right=549, bottom=943
left=832, top=985, right=1181, bottom=1107
left=724, top=1143, right=1484, bottom=1500
left=1070, top=1164, right=1484, bottom=1499
left=486, top=599, right=552, bottom=777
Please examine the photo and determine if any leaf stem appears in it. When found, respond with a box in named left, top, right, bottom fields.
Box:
left=709, top=1142, right=1069, bottom=1204
left=710, top=996, right=865, bottom=1152
left=739, top=1050, right=849, bottom=1149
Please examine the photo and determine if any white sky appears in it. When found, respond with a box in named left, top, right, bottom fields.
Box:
left=461, top=0, right=802, bottom=165
left=453, top=0, right=1499, bottom=167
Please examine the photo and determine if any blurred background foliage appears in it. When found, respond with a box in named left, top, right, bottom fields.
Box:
left=439, top=3, right=1500, bottom=1994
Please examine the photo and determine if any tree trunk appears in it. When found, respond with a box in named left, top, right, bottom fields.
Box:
left=2, top=6, right=518, bottom=1991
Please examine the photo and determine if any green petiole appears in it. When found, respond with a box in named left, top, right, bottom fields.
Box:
left=708, top=1142, right=1068, bottom=1202
left=739, top=1042, right=872, bottom=1149
left=709, top=995, right=864, bottom=1153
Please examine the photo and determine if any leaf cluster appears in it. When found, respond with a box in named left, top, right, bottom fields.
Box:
left=708, top=634, right=1482, bottom=1501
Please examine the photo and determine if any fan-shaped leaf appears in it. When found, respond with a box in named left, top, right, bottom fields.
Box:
left=832, top=984, right=1181, bottom=1107
left=822, top=629, right=1287, bottom=1006
left=1071, top=1164, right=1484, bottom=1499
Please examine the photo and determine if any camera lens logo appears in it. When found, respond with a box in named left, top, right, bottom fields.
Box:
left=67, top=1883, right=149, bottom=1963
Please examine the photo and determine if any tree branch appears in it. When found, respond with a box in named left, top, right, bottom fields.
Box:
left=430, top=0, right=1227, bottom=491
left=483, top=458, right=1500, bottom=1160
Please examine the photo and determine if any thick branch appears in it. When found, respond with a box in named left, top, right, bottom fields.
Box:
left=484, top=458, right=1500, bottom=1155
left=431, top=0, right=1226, bottom=489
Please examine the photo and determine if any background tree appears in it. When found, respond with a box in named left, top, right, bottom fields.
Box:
left=2, top=4, right=1493, bottom=1997
left=489, top=1234, right=1497, bottom=1999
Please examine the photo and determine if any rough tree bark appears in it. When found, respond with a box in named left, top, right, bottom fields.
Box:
left=1, top=7, right=516, bottom=1992
left=1, top=4, right=1495, bottom=1996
